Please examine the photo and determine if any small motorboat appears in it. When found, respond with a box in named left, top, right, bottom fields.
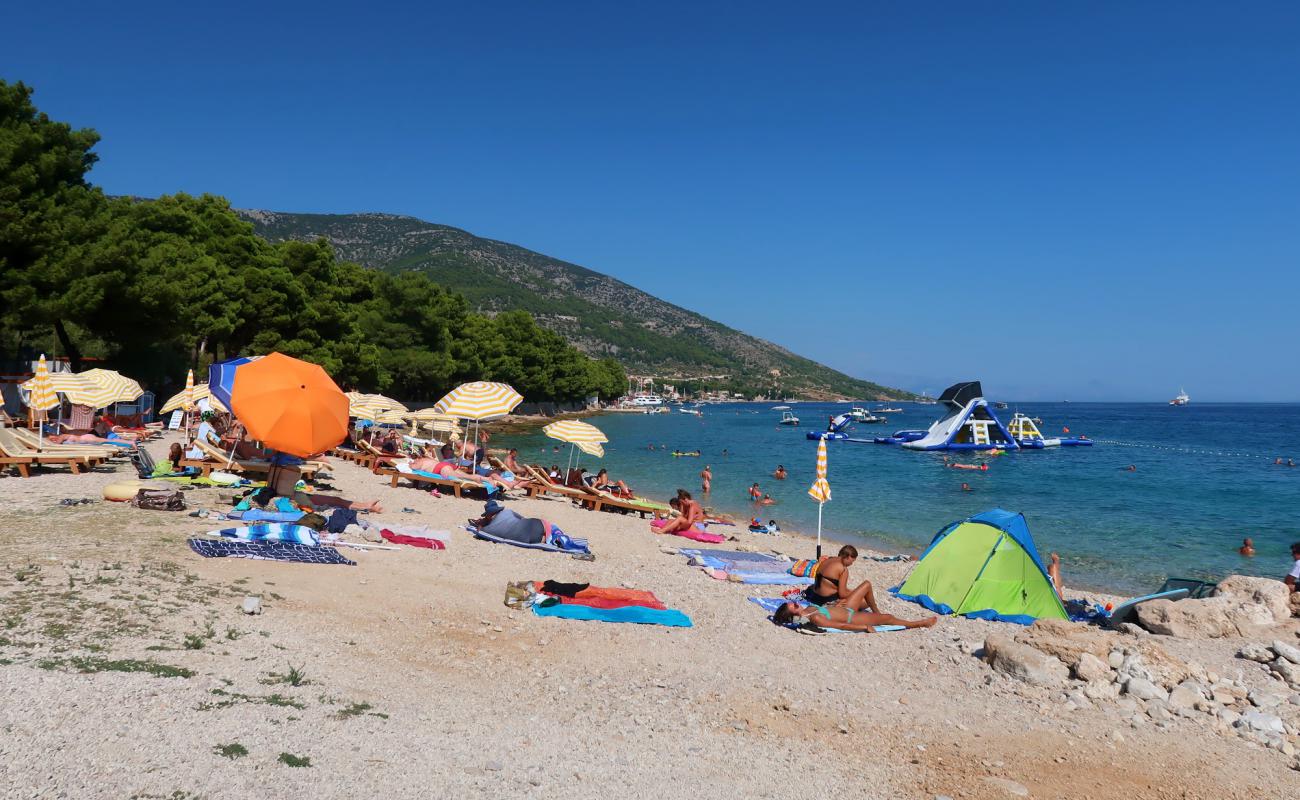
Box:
left=680, top=407, right=702, bottom=416
left=874, top=407, right=903, bottom=414
left=778, top=411, right=800, bottom=426
left=994, top=401, right=1009, bottom=410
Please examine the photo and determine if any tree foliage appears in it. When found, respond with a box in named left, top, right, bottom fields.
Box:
left=0, top=80, right=625, bottom=403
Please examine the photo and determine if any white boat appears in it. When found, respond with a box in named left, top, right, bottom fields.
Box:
left=874, top=407, right=903, bottom=414
left=848, top=407, right=886, bottom=424
left=778, top=411, right=800, bottom=426
left=770, top=405, right=791, bottom=411
left=1169, top=388, right=1190, bottom=406
left=680, top=408, right=702, bottom=416
left=628, top=393, right=664, bottom=407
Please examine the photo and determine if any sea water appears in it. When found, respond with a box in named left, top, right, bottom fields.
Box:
left=502, top=402, right=1300, bottom=595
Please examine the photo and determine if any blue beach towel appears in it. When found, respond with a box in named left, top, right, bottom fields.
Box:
left=747, top=596, right=905, bottom=633
left=532, top=602, right=692, bottom=627
left=676, top=548, right=805, bottom=584
left=726, top=571, right=813, bottom=586
left=210, top=524, right=320, bottom=546
left=187, top=538, right=355, bottom=565
left=465, top=525, right=590, bottom=554
left=228, top=509, right=305, bottom=524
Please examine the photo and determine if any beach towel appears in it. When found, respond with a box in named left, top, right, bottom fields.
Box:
left=210, top=524, right=320, bottom=546
left=381, top=529, right=446, bottom=549
left=187, top=538, right=355, bottom=565
left=679, top=548, right=789, bottom=571
left=466, top=524, right=590, bottom=554
left=537, top=583, right=668, bottom=610
left=788, top=558, right=821, bottom=579
left=532, top=601, right=692, bottom=627
left=227, top=509, right=306, bottom=523
left=747, top=597, right=905, bottom=633
left=725, top=572, right=813, bottom=586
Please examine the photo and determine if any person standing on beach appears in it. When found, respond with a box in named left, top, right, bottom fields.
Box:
left=700, top=465, right=712, bottom=494
left=1285, top=542, right=1300, bottom=593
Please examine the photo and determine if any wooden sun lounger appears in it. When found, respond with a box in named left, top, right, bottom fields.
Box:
left=185, top=440, right=322, bottom=478
left=573, top=484, right=659, bottom=518
left=357, top=440, right=403, bottom=471
left=9, top=428, right=122, bottom=462
left=374, top=464, right=483, bottom=498
left=0, top=429, right=100, bottom=476
left=522, top=464, right=593, bottom=503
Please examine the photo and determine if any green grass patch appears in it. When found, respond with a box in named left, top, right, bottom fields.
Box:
left=277, top=752, right=311, bottom=768
left=40, top=656, right=194, bottom=679
left=214, top=742, right=248, bottom=760
left=336, top=701, right=388, bottom=720
left=263, top=664, right=309, bottom=687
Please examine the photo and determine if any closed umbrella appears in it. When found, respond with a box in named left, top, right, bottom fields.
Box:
left=229, top=353, right=348, bottom=458
left=807, top=434, right=832, bottom=559
left=26, top=354, right=58, bottom=449
left=433, top=381, right=523, bottom=447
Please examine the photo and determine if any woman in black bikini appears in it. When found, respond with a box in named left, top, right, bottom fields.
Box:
left=804, top=545, right=881, bottom=614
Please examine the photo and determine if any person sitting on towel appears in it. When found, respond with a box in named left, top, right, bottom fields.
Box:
left=804, top=545, right=880, bottom=611
left=656, top=490, right=707, bottom=535
left=772, top=598, right=937, bottom=632
left=472, top=499, right=557, bottom=545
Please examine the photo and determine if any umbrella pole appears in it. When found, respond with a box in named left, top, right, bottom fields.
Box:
left=816, top=501, right=824, bottom=560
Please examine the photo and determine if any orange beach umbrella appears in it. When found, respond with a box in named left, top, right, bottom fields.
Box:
left=229, top=353, right=348, bottom=458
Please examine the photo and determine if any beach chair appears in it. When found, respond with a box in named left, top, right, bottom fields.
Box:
left=0, top=428, right=101, bottom=476
left=574, top=484, right=660, bottom=518
left=9, top=428, right=123, bottom=462
left=357, top=440, right=403, bottom=471
left=375, top=462, right=483, bottom=498
left=188, top=440, right=321, bottom=478
left=523, top=464, right=594, bottom=503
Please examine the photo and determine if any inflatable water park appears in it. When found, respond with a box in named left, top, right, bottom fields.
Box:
left=806, top=381, right=1093, bottom=451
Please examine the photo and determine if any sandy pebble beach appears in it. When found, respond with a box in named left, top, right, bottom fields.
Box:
left=1, top=430, right=1297, bottom=799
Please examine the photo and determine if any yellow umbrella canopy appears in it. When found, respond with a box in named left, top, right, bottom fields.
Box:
left=78, top=368, right=143, bottom=406
left=347, top=392, right=407, bottom=420
left=575, top=440, right=605, bottom=458
left=26, top=354, right=59, bottom=414
left=184, top=369, right=195, bottom=410
left=373, top=409, right=409, bottom=425
left=409, top=407, right=460, bottom=422
left=432, top=381, right=522, bottom=421
left=542, top=419, right=608, bottom=444
left=160, top=384, right=228, bottom=414
left=22, top=371, right=107, bottom=408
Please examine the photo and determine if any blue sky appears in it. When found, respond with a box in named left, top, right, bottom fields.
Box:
left=8, top=2, right=1299, bottom=400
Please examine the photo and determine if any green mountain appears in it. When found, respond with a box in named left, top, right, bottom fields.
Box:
left=239, top=210, right=910, bottom=400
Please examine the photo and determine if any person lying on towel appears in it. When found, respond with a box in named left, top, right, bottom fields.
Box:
left=472, top=500, right=560, bottom=546
left=410, top=444, right=512, bottom=493
left=804, top=545, right=878, bottom=608
left=772, top=599, right=937, bottom=633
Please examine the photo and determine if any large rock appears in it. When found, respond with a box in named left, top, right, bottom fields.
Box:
left=1016, top=618, right=1110, bottom=663
left=1271, top=658, right=1300, bottom=688
left=1214, top=575, right=1293, bottom=623
left=1074, top=652, right=1112, bottom=683
left=1124, top=677, right=1168, bottom=702
left=1136, top=576, right=1291, bottom=639
left=1239, top=642, right=1275, bottom=662
left=984, top=634, right=1069, bottom=687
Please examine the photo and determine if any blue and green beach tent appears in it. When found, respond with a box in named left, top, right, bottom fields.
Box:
left=891, top=509, right=1067, bottom=625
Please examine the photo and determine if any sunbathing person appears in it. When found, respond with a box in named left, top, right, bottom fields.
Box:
left=504, top=448, right=523, bottom=474
left=805, top=545, right=879, bottom=610
left=466, top=445, right=532, bottom=490
left=48, top=432, right=134, bottom=448
left=586, top=468, right=632, bottom=497
left=656, top=491, right=706, bottom=535
left=471, top=500, right=557, bottom=545
left=772, top=599, right=937, bottom=632
left=411, top=444, right=512, bottom=493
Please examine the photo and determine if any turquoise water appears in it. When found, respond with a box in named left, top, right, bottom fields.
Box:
left=501, top=402, right=1300, bottom=594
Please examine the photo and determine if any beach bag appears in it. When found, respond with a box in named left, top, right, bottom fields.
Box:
left=130, top=488, right=186, bottom=511
left=295, top=512, right=328, bottom=531
left=788, top=558, right=821, bottom=579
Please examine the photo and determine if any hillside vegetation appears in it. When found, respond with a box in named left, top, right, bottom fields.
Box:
left=242, top=211, right=910, bottom=400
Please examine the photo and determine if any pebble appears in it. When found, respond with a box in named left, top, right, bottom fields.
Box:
left=982, top=777, right=1030, bottom=797
left=241, top=596, right=262, bottom=615
left=1123, top=677, right=1166, bottom=702
left=1106, top=650, right=1125, bottom=670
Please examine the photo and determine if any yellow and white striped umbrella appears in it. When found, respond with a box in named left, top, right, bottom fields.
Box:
left=347, top=392, right=407, bottom=420
left=409, top=407, right=459, bottom=422
left=26, top=354, right=59, bottom=413
left=807, top=434, right=831, bottom=503
left=184, top=369, right=195, bottom=411
left=542, top=419, right=608, bottom=444
left=22, top=371, right=109, bottom=408
left=79, top=369, right=143, bottom=406
left=575, top=440, right=605, bottom=458
left=160, top=383, right=228, bottom=414
left=373, top=409, right=409, bottom=425
left=432, top=381, right=522, bottom=421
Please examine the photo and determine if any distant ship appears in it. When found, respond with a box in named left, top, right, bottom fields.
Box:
left=1169, top=388, right=1190, bottom=406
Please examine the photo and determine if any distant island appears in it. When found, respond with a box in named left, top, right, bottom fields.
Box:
left=241, top=210, right=911, bottom=402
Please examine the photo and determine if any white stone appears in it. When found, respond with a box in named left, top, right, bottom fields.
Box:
left=1123, top=677, right=1167, bottom=702
left=1236, top=711, right=1286, bottom=735
left=983, top=634, right=1069, bottom=688
left=1239, top=643, right=1274, bottom=663
left=241, top=596, right=262, bottom=615
left=1107, top=650, right=1125, bottom=669
left=1273, top=640, right=1300, bottom=665
left=1248, top=689, right=1284, bottom=709
left=1168, top=685, right=1200, bottom=710
left=1217, top=708, right=1241, bottom=726
left=1271, top=658, right=1300, bottom=687
left=1084, top=681, right=1121, bottom=701
left=982, top=777, right=1030, bottom=798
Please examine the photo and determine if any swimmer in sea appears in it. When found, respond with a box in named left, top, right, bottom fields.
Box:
left=961, top=482, right=971, bottom=492
left=1124, top=464, right=1136, bottom=472
left=1239, top=538, right=1255, bottom=557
